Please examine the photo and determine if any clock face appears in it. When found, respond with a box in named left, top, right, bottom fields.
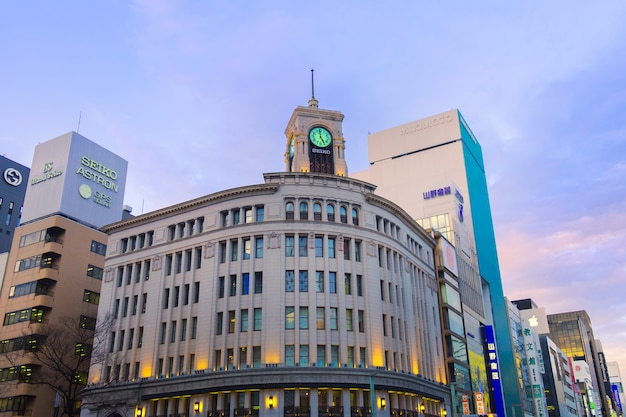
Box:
left=309, top=126, right=332, bottom=148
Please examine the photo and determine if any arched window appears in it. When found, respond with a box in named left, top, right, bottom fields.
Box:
left=340, top=206, right=348, bottom=224
left=299, top=202, right=309, bottom=220
left=352, top=208, right=359, bottom=225
left=327, top=204, right=335, bottom=222
left=313, top=203, right=322, bottom=221
left=286, top=202, right=295, bottom=220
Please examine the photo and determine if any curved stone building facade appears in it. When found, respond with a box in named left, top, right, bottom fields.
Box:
left=81, top=172, right=450, bottom=417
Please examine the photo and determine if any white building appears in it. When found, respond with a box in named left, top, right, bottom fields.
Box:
left=81, top=98, right=451, bottom=417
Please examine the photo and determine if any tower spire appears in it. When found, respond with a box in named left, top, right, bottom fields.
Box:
left=308, top=68, right=319, bottom=108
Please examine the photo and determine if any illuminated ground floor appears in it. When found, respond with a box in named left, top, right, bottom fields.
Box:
left=80, top=367, right=451, bottom=417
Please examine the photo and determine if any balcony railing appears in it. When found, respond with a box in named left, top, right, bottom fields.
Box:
left=350, top=406, right=371, bottom=417
left=284, top=406, right=311, bottom=417
left=318, top=406, right=343, bottom=417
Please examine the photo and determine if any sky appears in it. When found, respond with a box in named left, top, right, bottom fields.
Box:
left=2, top=1, right=626, bottom=382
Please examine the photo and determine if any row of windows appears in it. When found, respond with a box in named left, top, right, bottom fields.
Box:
left=3, top=307, right=45, bottom=325
left=217, top=237, right=264, bottom=263
left=162, top=283, right=201, bottom=308
left=0, top=335, right=43, bottom=353
left=285, top=201, right=359, bottom=225
left=220, top=205, right=265, bottom=227
left=376, top=215, right=401, bottom=240
left=113, top=293, right=148, bottom=318
left=157, top=318, right=199, bottom=344
left=218, top=273, right=263, bottom=298
left=110, top=326, right=150, bottom=352
left=381, top=313, right=409, bottom=340
left=168, top=217, right=206, bottom=241
left=380, top=280, right=406, bottom=308
left=0, top=365, right=34, bottom=383
left=19, top=226, right=64, bottom=247
left=216, top=309, right=262, bottom=334
left=285, top=271, right=363, bottom=295
left=164, top=247, right=203, bottom=276
left=8, top=279, right=52, bottom=298
left=284, top=307, right=366, bottom=332
left=105, top=361, right=143, bottom=383
left=116, top=259, right=152, bottom=286
left=120, top=230, right=155, bottom=253
left=285, top=235, right=362, bottom=261
left=284, top=345, right=367, bottom=368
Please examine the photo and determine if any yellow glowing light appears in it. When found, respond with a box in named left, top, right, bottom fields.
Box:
left=140, top=366, right=152, bottom=378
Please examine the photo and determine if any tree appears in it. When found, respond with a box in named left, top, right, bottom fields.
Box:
left=6, top=315, right=111, bottom=417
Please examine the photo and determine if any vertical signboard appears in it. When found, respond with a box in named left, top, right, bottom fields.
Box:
left=483, top=325, right=506, bottom=417
left=520, top=309, right=548, bottom=417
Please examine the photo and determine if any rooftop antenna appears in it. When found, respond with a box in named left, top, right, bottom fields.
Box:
left=308, top=68, right=319, bottom=108
left=77, top=111, right=82, bottom=133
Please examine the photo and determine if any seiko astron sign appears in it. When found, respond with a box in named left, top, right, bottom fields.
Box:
left=22, top=131, right=128, bottom=228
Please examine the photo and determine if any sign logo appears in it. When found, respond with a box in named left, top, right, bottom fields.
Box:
left=528, top=315, right=539, bottom=327
left=79, top=184, right=92, bottom=199
left=3, top=168, right=22, bottom=186
left=43, top=162, right=54, bottom=173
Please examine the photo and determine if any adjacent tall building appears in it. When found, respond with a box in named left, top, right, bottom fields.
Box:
left=0, top=155, right=29, bottom=253
left=0, top=132, right=127, bottom=417
left=81, top=98, right=452, bottom=417
left=352, top=110, right=518, bottom=417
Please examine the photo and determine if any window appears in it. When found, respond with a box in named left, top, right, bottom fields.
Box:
left=122, top=297, right=129, bottom=317
left=173, top=286, right=180, bottom=308
left=355, top=240, right=362, bottom=262
left=141, top=293, right=147, bottom=314
left=254, top=272, right=263, bottom=293
left=132, top=295, right=138, bottom=315
left=340, top=206, right=347, bottom=223
left=185, top=250, right=192, bottom=271
left=357, top=275, right=363, bottom=296
left=315, top=236, right=323, bottom=257
left=241, top=309, right=249, bottom=332
left=285, top=345, right=295, bottom=366
left=358, top=310, right=365, bottom=332
left=299, top=307, right=309, bottom=329
left=255, top=205, right=264, bottom=222
left=138, top=327, right=144, bottom=348
left=299, top=271, right=308, bottom=292
left=345, top=274, right=352, bottom=295
left=316, top=307, right=325, bottom=330
left=181, top=319, right=187, bottom=341
left=86, top=265, right=104, bottom=280
left=83, top=290, right=100, bottom=305
left=193, top=282, right=200, bottom=303
left=195, top=246, right=202, bottom=269
left=228, top=311, right=235, bottom=333
left=317, top=345, right=325, bottom=367
left=162, top=288, right=170, bottom=309
left=328, top=237, right=336, bottom=258
left=346, top=309, right=353, bottom=331
left=299, top=202, right=308, bottom=220
left=255, top=236, right=264, bottom=258
left=285, top=235, right=295, bottom=256
left=128, top=328, right=135, bottom=349
left=160, top=323, right=167, bottom=344
left=170, top=321, right=177, bottom=342
left=300, top=345, right=309, bottom=367
left=329, top=272, right=336, bottom=293
left=313, top=203, right=322, bottom=220
left=285, top=270, right=295, bottom=292
left=220, top=211, right=229, bottom=227
left=299, top=235, right=308, bottom=257
left=285, top=307, right=295, bottom=329
left=327, top=204, right=335, bottom=222
left=330, top=308, right=338, bottom=330
left=218, top=241, right=227, bottom=263
left=230, top=239, right=238, bottom=261
left=191, top=317, right=197, bottom=339
left=244, top=207, right=253, bottom=224
left=352, top=208, right=359, bottom=225
left=253, top=308, right=262, bottom=331
left=315, top=271, right=324, bottom=293
left=176, top=251, right=183, bottom=273
left=218, top=277, right=225, bottom=298
left=286, top=202, right=295, bottom=220
left=165, top=254, right=173, bottom=276
left=183, top=284, right=190, bottom=305
left=229, top=275, right=237, bottom=296
left=232, top=209, right=240, bottom=225
left=242, top=273, right=250, bottom=295
left=90, top=240, right=107, bottom=256
left=216, top=312, right=223, bottom=335
left=243, top=237, right=251, bottom=260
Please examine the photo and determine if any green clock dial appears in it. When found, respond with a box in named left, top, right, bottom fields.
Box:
left=309, top=126, right=332, bottom=148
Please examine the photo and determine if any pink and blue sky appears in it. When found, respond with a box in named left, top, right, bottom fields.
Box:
left=2, top=2, right=626, bottom=375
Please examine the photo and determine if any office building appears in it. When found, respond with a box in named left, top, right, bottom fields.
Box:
left=352, top=110, right=518, bottom=417
left=0, top=155, right=29, bottom=253
left=81, top=97, right=451, bottom=417
left=548, top=311, right=610, bottom=417
left=0, top=132, right=127, bottom=416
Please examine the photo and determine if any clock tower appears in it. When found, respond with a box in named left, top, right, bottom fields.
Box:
left=284, top=88, right=348, bottom=176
